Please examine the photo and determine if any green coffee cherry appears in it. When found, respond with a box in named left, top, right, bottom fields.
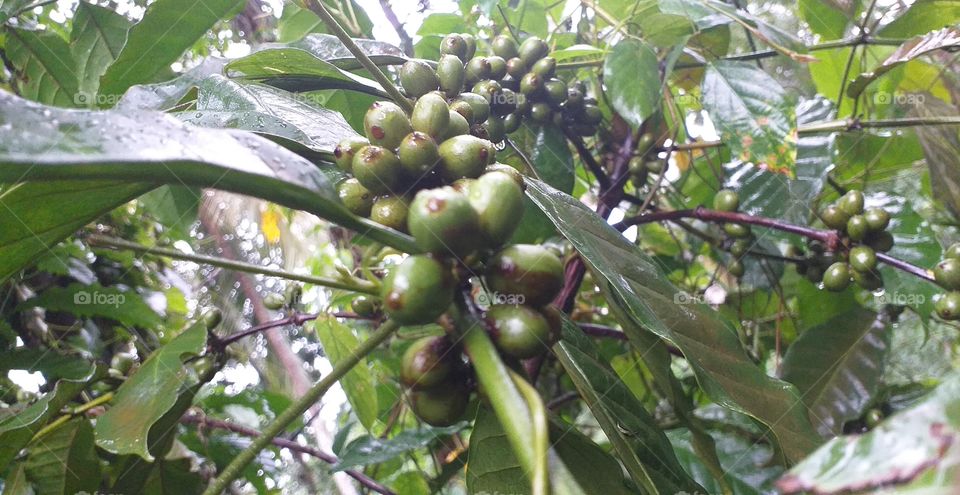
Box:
left=839, top=190, right=865, bottom=216
left=337, top=178, right=374, bottom=216
left=411, top=93, right=450, bottom=141
left=351, top=296, right=378, bottom=318
left=846, top=215, right=869, bottom=241
left=465, top=57, right=492, bottom=85
left=935, top=292, right=960, bottom=320
left=364, top=101, right=412, bottom=149
left=864, top=409, right=884, bottom=428
left=410, top=379, right=470, bottom=426
left=492, top=34, right=520, bottom=59
left=449, top=100, right=475, bottom=123
left=382, top=255, right=454, bottom=325
left=729, top=260, right=745, bottom=278
left=467, top=171, right=525, bottom=247
left=529, top=102, right=552, bottom=123
left=486, top=304, right=552, bottom=359
left=852, top=269, right=884, bottom=291
left=491, top=89, right=518, bottom=117
left=461, top=33, right=477, bottom=60
left=408, top=187, right=481, bottom=257
left=730, top=238, right=750, bottom=257
left=820, top=204, right=851, bottom=230
left=397, top=132, right=440, bottom=179
left=487, top=56, right=508, bottom=79
left=440, top=33, right=468, bottom=62
left=370, top=195, right=409, bottom=232
left=806, top=264, right=824, bottom=283
left=482, top=116, right=506, bottom=143
left=456, top=93, right=491, bottom=124
left=445, top=110, right=471, bottom=141
left=506, top=57, right=526, bottom=78
left=849, top=246, right=878, bottom=273
left=713, top=189, right=740, bottom=212
left=437, top=54, right=466, bottom=97
left=472, top=80, right=502, bottom=103
left=582, top=104, right=602, bottom=125
left=823, top=262, right=851, bottom=292
left=934, top=258, right=960, bottom=290
left=519, top=72, right=543, bottom=96
left=518, top=37, right=549, bottom=67
left=109, top=352, right=137, bottom=376
left=202, top=308, right=223, bottom=330
left=530, top=57, right=557, bottom=78
left=724, top=223, right=751, bottom=238
left=352, top=145, right=402, bottom=194
left=486, top=244, right=564, bottom=307
left=566, top=87, right=585, bottom=109
left=945, top=243, right=960, bottom=260
left=866, top=230, right=895, bottom=252
left=334, top=136, right=369, bottom=173
left=863, top=207, right=890, bottom=232
left=544, top=79, right=567, bottom=107
left=400, top=59, right=439, bottom=98
left=401, top=336, right=455, bottom=389
left=438, top=135, right=493, bottom=181
left=503, top=112, right=522, bottom=133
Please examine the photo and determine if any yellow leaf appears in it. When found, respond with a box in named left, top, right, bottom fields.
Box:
left=261, top=209, right=282, bottom=244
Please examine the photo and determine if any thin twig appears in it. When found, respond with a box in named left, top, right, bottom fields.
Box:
left=564, top=128, right=609, bottom=189
left=377, top=0, right=413, bottom=56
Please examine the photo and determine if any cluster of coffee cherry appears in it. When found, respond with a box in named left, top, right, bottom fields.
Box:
left=934, top=244, right=960, bottom=321
left=713, top=189, right=751, bottom=278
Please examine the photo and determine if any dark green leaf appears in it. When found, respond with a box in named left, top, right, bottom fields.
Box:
left=912, top=95, right=960, bottom=219
left=5, top=28, right=79, bottom=107
left=286, top=33, right=406, bottom=70
left=225, top=48, right=388, bottom=96
left=781, top=309, right=890, bottom=436
left=525, top=178, right=820, bottom=463
left=0, top=349, right=94, bottom=383
left=505, top=124, right=574, bottom=244
left=847, top=27, right=960, bottom=99
left=139, top=185, right=200, bottom=238
left=70, top=2, right=132, bottom=100
left=703, top=60, right=796, bottom=175
left=879, top=0, right=960, bottom=37
left=1, top=463, right=34, bottom=495
left=603, top=40, right=661, bottom=129
left=94, top=321, right=207, bottom=460
left=332, top=422, right=467, bottom=471
left=97, top=0, right=245, bottom=99
left=798, top=0, right=854, bottom=39
left=117, top=57, right=227, bottom=111
left=778, top=373, right=960, bottom=494
left=19, top=283, right=162, bottom=328
left=0, top=0, right=32, bottom=23
left=24, top=418, right=100, bottom=495
left=314, top=317, right=378, bottom=431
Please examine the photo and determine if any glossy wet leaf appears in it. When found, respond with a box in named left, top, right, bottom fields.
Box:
left=669, top=427, right=784, bottom=495
left=1, top=463, right=34, bottom=495
left=19, top=283, right=162, bottom=328
left=703, top=60, right=797, bottom=176
left=286, top=33, right=406, bottom=70
left=24, top=418, right=100, bottom=495
left=603, top=40, right=661, bottom=129
left=0, top=0, right=32, bottom=23
left=5, top=28, right=80, bottom=107
left=554, top=315, right=704, bottom=493
left=314, top=317, right=378, bottom=431
left=117, top=57, right=228, bottom=111
left=879, top=0, right=960, bottom=37
left=525, top=177, right=820, bottom=463
left=778, top=373, right=960, bottom=493
left=70, top=2, right=132, bottom=100
left=506, top=123, right=573, bottom=243
left=97, top=0, right=245, bottom=99
left=847, top=27, right=960, bottom=99
left=332, top=422, right=467, bottom=471
left=912, top=96, right=960, bottom=219
left=94, top=321, right=206, bottom=460
left=781, top=309, right=890, bottom=437
left=225, top=48, right=387, bottom=96
left=798, top=0, right=854, bottom=39
left=0, top=349, right=95, bottom=383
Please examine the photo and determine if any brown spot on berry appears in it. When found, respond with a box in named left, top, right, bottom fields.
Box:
left=371, top=126, right=386, bottom=140
left=426, top=197, right=446, bottom=213
left=386, top=292, right=403, bottom=310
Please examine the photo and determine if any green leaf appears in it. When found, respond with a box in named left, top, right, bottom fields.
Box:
left=94, top=321, right=207, bottom=460
left=0, top=0, right=33, bottom=24
left=0, top=92, right=418, bottom=256
left=879, top=0, right=960, bottom=38
left=139, top=185, right=200, bottom=238
left=0, top=349, right=94, bottom=383
left=499, top=0, right=549, bottom=38
left=97, top=0, right=245, bottom=99
left=24, top=418, right=100, bottom=495
left=314, top=317, right=378, bottom=431
left=0, top=364, right=98, bottom=468
left=847, top=27, right=960, bottom=99
left=524, top=178, right=820, bottom=463
left=603, top=39, right=661, bottom=129
left=798, top=0, right=854, bottom=39
left=554, top=315, right=703, bottom=493
left=117, top=57, right=227, bottom=111
left=5, top=28, right=80, bottom=107
left=277, top=1, right=373, bottom=42
left=19, top=283, right=162, bottom=328
left=778, top=373, right=960, bottom=494
left=703, top=60, right=797, bottom=176
left=669, top=424, right=784, bottom=495
left=286, top=33, right=406, bottom=70
left=332, top=422, right=467, bottom=471
left=781, top=309, right=890, bottom=437
left=70, top=2, right=132, bottom=101
left=225, top=48, right=388, bottom=96
left=911, top=96, right=960, bottom=219
left=1, top=463, right=35, bottom=495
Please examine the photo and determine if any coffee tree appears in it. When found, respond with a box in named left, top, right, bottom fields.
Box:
left=1, top=0, right=959, bottom=494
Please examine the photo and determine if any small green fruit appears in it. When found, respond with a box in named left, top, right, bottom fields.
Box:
left=408, top=187, right=481, bottom=257
left=934, top=292, right=960, bottom=320
left=411, top=93, right=450, bottom=141
left=109, top=352, right=137, bottom=375
left=544, top=79, right=567, bottom=107
left=468, top=171, right=525, bottom=246
left=352, top=145, right=402, bottom=194
left=934, top=258, right=960, bottom=290
left=519, top=72, right=543, bottom=96
left=852, top=269, right=884, bottom=291
left=472, top=80, right=503, bottom=103
left=566, top=87, right=585, bottom=109
left=729, top=260, right=745, bottom=278
left=445, top=110, right=471, bottom=141
left=351, top=296, right=378, bottom=318
left=369, top=195, right=410, bottom=232
left=437, top=54, right=466, bottom=97
left=486, top=244, right=564, bottom=307
left=806, top=264, right=824, bottom=283
left=382, top=255, right=454, bottom=325
left=465, top=57, right=492, bottom=85
left=823, top=262, right=851, bottom=291
left=397, top=132, right=440, bottom=179
left=456, top=92, right=491, bottom=123
left=582, top=104, right=602, bottom=125
left=866, top=230, right=895, bottom=252
left=449, top=100, right=475, bottom=123
left=487, top=56, right=507, bottom=79
left=846, top=215, right=869, bottom=241
left=506, top=57, right=526, bottom=78
left=491, top=89, right=518, bottom=117
left=337, top=178, right=374, bottom=216
left=820, top=204, right=851, bottom=230
left=944, top=243, right=960, bottom=260
left=492, top=34, right=520, bottom=59
left=730, top=239, right=750, bottom=257
left=529, top=102, right=552, bottom=123
left=486, top=304, right=552, bottom=359
left=503, top=112, right=522, bottom=133
left=461, top=33, right=477, bottom=60
left=438, top=135, right=493, bottom=181
left=483, top=116, right=506, bottom=143
left=518, top=36, right=549, bottom=67
left=399, top=59, right=439, bottom=98
left=849, top=246, right=878, bottom=273
left=401, top=336, right=455, bottom=389
left=530, top=57, right=557, bottom=78
left=410, top=379, right=470, bottom=426
left=364, top=101, right=412, bottom=149
left=713, top=189, right=740, bottom=212
left=839, top=190, right=865, bottom=216
left=863, top=207, right=891, bottom=232
left=333, top=136, right=369, bottom=173
left=724, top=223, right=751, bottom=238
left=440, top=33, right=468, bottom=62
